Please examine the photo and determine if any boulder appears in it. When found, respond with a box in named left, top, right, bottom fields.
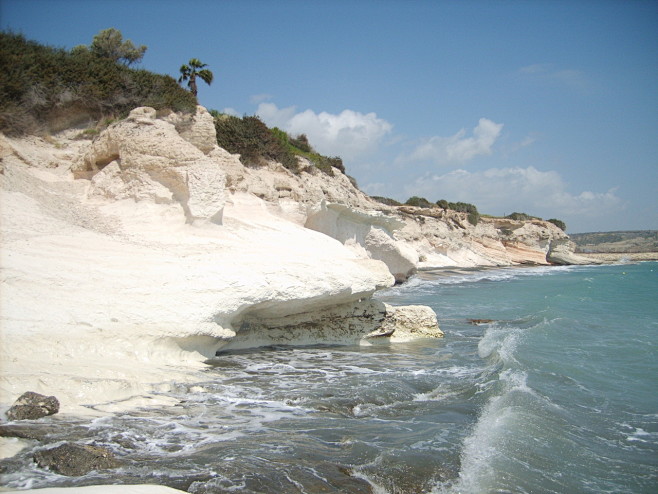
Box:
left=33, top=443, right=122, bottom=476
left=379, top=304, right=444, bottom=340
left=6, top=392, right=59, bottom=421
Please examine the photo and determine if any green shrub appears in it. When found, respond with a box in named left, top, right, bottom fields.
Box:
left=214, top=114, right=298, bottom=170
left=446, top=201, right=478, bottom=214
left=289, top=133, right=313, bottom=153
left=506, top=212, right=541, bottom=221
left=436, top=200, right=480, bottom=225
left=214, top=115, right=348, bottom=177
left=547, top=218, right=567, bottom=231
left=405, top=196, right=433, bottom=208
left=467, top=210, right=480, bottom=226
left=314, top=155, right=345, bottom=175
left=0, top=31, right=195, bottom=135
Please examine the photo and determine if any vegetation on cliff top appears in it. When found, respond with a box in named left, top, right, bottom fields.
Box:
left=1, top=31, right=567, bottom=229
left=212, top=111, right=346, bottom=177
left=0, top=29, right=349, bottom=179
left=372, top=196, right=567, bottom=230
left=0, top=30, right=196, bottom=135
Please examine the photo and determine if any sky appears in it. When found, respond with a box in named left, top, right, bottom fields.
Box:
left=2, top=0, right=657, bottom=233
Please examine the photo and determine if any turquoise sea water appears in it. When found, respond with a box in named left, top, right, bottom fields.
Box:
left=379, top=261, right=658, bottom=493
left=2, top=262, right=657, bottom=493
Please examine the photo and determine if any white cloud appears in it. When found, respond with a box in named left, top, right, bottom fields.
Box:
left=400, top=118, right=504, bottom=166
left=404, top=166, right=623, bottom=222
left=250, top=93, right=272, bottom=104
left=221, top=107, right=240, bottom=117
left=256, top=102, right=393, bottom=160
left=518, top=64, right=589, bottom=91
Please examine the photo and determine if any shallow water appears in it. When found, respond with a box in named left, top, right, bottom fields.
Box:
left=2, top=262, right=657, bottom=493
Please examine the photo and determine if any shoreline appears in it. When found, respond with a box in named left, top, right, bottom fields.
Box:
left=578, top=252, right=658, bottom=262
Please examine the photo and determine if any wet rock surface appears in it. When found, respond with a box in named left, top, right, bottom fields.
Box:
left=33, top=443, right=122, bottom=476
left=6, top=392, right=59, bottom=421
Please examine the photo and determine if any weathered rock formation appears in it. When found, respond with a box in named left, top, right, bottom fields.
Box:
left=0, top=104, right=590, bottom=415
left=6, top=392, right=60, bottom=421
left=224, top=299, right=442, bottom=350
left=74, top=106, right=226, bottom=223
left=33, top=443, right=122, bottom=476
left=0, top=106, right=442, bottom=414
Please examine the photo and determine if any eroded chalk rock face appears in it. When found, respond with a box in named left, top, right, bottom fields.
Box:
left=305, top=203, right=417, bottom=281
left=33, top=443, right=122, bottom=476
left=74, top=106, right=226, bottom=223
left=547, top=238, right=594, bottom=265
left=221, top=299, right=442, bottom=351
left=365, top=227, right=418, bottom=282
left=6, top=391, right=59, bottom=421
left=167, top=105, right=217, bottom=155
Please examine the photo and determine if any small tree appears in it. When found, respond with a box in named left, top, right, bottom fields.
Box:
left=178, top=58, right=213, bottom=97
left=90, top=28, right=146, bottom=66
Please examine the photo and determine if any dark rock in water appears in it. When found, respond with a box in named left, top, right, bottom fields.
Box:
left=33, top=443, right=122, bottom=476
left=467, top=318, right=495, bottom=325
left=0, top=423, right=53, bottom=441
left=6, top=392, right=60, bottom=421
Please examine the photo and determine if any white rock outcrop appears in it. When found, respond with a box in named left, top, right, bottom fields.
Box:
left=223, top=299, right=442, bottom=350
left=167, top=105, right=217, bottom=155
left=1, top=103, right=591, bottom=416
left=75, top=106, right=226, bottom=223
left=0, top=111, right=441, bottom=415
left=215, top=148, right=589, bottom=275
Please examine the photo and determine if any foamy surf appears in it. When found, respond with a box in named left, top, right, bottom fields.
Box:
left=2, top=263, right=656, bottom=493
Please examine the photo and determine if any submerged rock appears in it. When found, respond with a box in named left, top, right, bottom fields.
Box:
left=0, top=423, right=53, bottom=440
left=467, top=319, right=496, bottom=325
left=33, top=443, right=122, bottom=476
left=6, top=391, right=59, bottom=421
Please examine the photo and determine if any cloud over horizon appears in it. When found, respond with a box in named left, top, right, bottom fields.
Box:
left=256, top=102, right=393, bottom=160
left=403, top=166, right=623, bottom=226
left=399, top=118, right=504, bottom=166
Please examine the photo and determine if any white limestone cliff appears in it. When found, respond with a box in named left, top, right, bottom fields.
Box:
left=0, top=107, right=441, bottom=415
left=0, top=104, right=591, bottom=414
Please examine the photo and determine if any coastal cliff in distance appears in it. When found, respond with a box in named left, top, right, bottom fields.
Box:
left=571, top=231, right=658, bottom=253
left=570, top=230, right=658, bottom=263
left=0, top=105, right=588, bottom=413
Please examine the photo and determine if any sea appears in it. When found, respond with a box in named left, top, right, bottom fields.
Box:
left=1, top=262, right=657, bottom=493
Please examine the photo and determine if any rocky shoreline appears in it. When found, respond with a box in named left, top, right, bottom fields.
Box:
left=1, top=105, right=594, bottom=420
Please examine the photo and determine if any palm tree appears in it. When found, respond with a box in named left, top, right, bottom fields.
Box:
left=178, top=58, right=213, bottom=97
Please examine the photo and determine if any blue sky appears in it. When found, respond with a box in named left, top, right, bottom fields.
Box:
left=2, top=0, right=657, bottom=232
